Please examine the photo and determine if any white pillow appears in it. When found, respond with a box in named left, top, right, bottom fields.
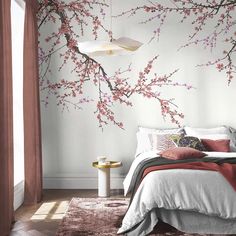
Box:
left=135, top=132, right=152, bottom=157
left=184, top=126, right=230, bottom=136
left=184, top=126, right=236, bottom=152
left=138, top=126, right=184, bottom=134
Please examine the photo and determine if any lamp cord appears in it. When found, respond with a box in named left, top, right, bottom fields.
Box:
left=110, top=0, right=113, bottom=41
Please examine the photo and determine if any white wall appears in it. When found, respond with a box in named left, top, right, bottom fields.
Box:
left=40, top=0, right=236, bottom=189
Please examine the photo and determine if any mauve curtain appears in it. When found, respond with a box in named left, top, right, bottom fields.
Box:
left=24, top=0, right=43, bottom=205
left=0, top=0, right=14, bottom=235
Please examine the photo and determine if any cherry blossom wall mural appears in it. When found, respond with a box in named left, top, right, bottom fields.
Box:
left=38, top=0, right=236, bottom=130
left=118, top=0, right=236, bottom=84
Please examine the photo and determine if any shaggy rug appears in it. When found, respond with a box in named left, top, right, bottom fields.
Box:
left=56, top=198, right=220, bottom=236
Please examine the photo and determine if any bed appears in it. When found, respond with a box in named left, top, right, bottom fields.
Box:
left=118, top=126, right=236, bottom=236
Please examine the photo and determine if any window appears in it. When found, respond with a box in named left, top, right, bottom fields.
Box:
left=11, top=0, right=25, bottom=187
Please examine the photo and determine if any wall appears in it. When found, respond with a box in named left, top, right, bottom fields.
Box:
left=39, top=0, right=236, bottom=189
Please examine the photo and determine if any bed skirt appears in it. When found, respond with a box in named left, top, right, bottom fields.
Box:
left=124, top=208, right=236, bottom=236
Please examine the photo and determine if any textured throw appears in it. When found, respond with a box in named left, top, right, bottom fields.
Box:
left=56, top=198, right=219, bottom=236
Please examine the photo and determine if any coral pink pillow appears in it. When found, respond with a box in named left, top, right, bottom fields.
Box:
left=160, top=147, right=206, bottom=160
left=201, top=139, right=230, bottom=152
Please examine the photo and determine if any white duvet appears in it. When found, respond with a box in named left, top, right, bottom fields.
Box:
left=118, top=151, right=236, bottom=234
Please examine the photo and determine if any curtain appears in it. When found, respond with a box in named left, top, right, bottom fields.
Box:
left=0, top=0, right=14, bottom=235
left=24, top=0, right=43, bottom=205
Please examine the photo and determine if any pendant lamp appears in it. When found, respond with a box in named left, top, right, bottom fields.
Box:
left=77, top=1, right=143, bottom=57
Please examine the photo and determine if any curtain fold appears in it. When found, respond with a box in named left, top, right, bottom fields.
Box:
left=24, top=0, right=43, bottom=205
left=0, top=0, right=14, bottom=235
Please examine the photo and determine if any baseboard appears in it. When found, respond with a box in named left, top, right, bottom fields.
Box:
left=14, top=180, right=24, bottom=210
left=43, top=175, right=125, bottom=189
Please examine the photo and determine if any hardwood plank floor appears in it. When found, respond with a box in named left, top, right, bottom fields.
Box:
left=11, top=189, right=124, bottom=236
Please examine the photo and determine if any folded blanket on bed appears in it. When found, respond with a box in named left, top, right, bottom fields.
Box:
left=129, top=157, right=236, bottom=205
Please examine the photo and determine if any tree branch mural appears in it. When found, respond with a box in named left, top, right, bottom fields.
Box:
left=118, top=0, right=236, bottom=84
left=38, top=0, right=192, bottom=128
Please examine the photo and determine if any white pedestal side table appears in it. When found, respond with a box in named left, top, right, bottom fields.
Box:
left=92, top=161, right=122, bottom=197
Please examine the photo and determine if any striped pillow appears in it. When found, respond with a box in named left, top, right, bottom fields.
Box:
left=148, top=133, right=176, bottom=152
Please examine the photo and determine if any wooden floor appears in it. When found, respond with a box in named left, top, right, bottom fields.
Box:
left=11, top=189, right=124, bottom=236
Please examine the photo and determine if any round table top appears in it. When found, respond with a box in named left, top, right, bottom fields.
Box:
left=92, top=161, right=122, bottom=169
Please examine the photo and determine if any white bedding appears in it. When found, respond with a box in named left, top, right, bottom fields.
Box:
left=119, top=151, right=236, bottom=235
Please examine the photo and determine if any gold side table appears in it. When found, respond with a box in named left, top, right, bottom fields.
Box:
left=92, top=161, right=122, bottom=197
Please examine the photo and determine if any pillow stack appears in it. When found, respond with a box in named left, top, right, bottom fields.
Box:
left=135, top=125, right=236, bottom=158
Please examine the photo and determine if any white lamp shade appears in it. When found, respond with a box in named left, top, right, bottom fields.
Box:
left=78, top=37, right=143, bottom=57
left=113, top=37, right=143, bottom=51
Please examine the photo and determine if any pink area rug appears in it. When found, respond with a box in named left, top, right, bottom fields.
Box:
left=56, top=198, right=218, bottom=236
left=56, top=198, right=128, bottom=236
